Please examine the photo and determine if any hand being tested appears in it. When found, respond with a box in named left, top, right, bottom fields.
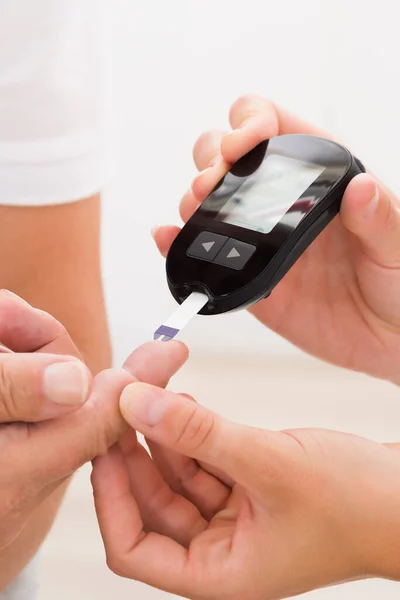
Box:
left=92, top=344, right=400, bottom=600
left=153, top=96, right=400, bottom=385
left=0, top=290, right=187, bottom=562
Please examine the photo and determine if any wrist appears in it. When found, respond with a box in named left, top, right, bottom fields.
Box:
left=0, top=482, right=68, bottom=590
left=362, top=525, right=400, bottom=581
left=352, top=449, right=400, bottom=580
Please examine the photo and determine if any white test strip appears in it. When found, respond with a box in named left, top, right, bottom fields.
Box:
left=153, top=292, right=209, bottom=342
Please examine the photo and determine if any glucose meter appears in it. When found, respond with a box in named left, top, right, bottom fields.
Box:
left=154, top=134, right=365, bottom=340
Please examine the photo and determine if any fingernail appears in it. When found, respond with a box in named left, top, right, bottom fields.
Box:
left=43, top=361, right=90, bottom=406
left=120, top=383, right=167, bottom=426
left=363, top=185, right=379, bottom=217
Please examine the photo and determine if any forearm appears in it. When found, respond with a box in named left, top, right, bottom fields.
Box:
left=359, top=443, right=400, bottom=581
left=0, top=195, right=111, bottom=373
left=0, top=195, right=111, bottom=590
left=0, top=486, right=67, bottom=591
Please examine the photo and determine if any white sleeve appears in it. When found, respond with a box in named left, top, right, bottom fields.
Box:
left=0, top=559, right=38, bottom=600
left=0, top=0, right=114, bottom=206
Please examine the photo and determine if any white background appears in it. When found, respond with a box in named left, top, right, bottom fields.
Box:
left=41, top=1, right=400, bottom=599
left=101, top=0, right=400, bottom=363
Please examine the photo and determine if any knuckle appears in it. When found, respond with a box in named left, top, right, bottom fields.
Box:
left=145, top=486, right=175, bottom=520
left=179, top=200, right=190, bottom=221
left=176, top=405, right=215, bottom=452
left=194, top=129, right=216, bottom=147
left=88, top=398, right=126, bottom=461
left=178, top=458, right=200, bottom=489
left=0, top=361, right=18, bottom=421
left=229, top=94, right=273, bottom=124
left=63, top=417, right=120, bottom=475
left=92, top=423, right=115, bottom=460
left=48, top=369, right=129, bottom=475
left=381, top=193, right=396, bottom=232
left=193, top=130, right=223, bottom=165
left=90, top=415, right=120, bottom=463
left=230, top=93, right=254, bottom=111
left=229, top=93, right=260, bottom=115
left=106, top=554, right=128, bottom=578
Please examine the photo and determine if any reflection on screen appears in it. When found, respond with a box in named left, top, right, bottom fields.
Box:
left=219, top=154, right=325, bottom=234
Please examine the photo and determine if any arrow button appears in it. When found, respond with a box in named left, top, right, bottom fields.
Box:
left=227, top=247, right=240, bottom=259
left=187, top=231, right=228, bottom=262
left=202, top=241, right=215, bottom=252
left=214, top=238, right=256, bottom=270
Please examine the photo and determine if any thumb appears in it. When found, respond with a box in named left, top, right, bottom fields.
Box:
left=0, top=353, right=91, bottom=422
left=341, top=173, right=400, bottom=267
left=120, top=383, right=288, bottom=491
left=11, top=368, right=135, bottom=487
left=17, top=341, right=191, bottom=485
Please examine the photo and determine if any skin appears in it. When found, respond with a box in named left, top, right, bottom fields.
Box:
left=152, top=96, right=400, bottom=384
left=90, top=98, right=400, bottom=598
left=92, top=344, right=400, bottom=599
left=0, top=196, right=111, bottom=372
left=0, top=294, right=188, bottom=591
left=0, top=196, right=110, bottom=589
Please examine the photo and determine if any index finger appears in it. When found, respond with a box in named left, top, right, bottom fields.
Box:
left=188, top=96, right=340, bottom=219
left=229, top=95, right=332, bottom=135
left=123, top=341, right=189, bottom=388
left=224, top=95, right=338, bottom=162
left=92, top=446, right=191, bottom=596
left=0, top=290, right=79, bottom=358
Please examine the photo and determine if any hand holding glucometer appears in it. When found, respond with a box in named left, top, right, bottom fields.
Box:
left=152, top=96, right=400, bottom=384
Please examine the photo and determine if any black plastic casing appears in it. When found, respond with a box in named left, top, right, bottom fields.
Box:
left=166, top=134, right=365, bottom=315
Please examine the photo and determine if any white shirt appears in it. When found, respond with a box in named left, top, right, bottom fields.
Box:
left=0, top=0, right=113, bottom=206
left=1, top=562, right=38, bottom=600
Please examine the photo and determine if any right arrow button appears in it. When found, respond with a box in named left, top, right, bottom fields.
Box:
left=214, top=238, right=256, bottom=270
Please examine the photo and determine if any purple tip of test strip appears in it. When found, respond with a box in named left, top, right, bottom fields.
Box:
left=153, top=325, right=180, bottom=341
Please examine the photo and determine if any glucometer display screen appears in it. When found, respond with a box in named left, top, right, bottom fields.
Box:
left=217, top=155, right=325, bottom=234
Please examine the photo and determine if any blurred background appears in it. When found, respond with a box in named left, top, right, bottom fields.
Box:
left=38, top=0, right=400, bottom=598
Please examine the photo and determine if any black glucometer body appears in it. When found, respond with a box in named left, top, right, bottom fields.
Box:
left=166, top=134, right=365, bottom=316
